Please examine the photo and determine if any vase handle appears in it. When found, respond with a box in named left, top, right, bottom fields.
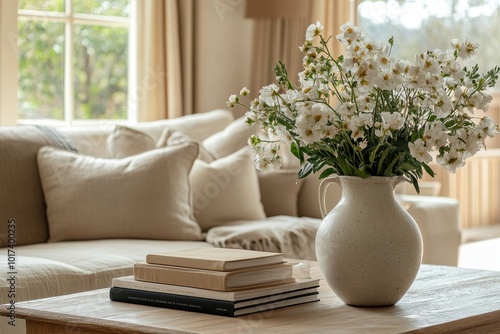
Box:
left=318, top=176, right=340, bottom=219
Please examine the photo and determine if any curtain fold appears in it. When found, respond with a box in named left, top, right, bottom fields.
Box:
left=249, top=0, right=352, bottom=96
left=135, top=0, right=194, bottom=121
left=250, top=18, right=307, bottom=96
left=309, top=0, right=352, bottom=58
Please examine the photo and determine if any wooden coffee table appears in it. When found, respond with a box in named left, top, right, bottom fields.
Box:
left=1, top=262, right=500, bottom=333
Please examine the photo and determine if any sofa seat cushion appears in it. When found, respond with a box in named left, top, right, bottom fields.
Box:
left=0, top=240, right=213, bottom=304
left=205, top=216, right=322, bottom=261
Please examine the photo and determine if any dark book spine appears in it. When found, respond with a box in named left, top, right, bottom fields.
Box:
left=109, top=287, right=236, bottom=317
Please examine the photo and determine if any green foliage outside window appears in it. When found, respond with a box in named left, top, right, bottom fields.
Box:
left=358, top=0, right=500, bottom=90
left=18, top=0, right=129, bottom=121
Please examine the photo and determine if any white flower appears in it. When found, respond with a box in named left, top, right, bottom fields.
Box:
left=249, top=141, right=282, bottom=171
left=452, top=39, right=479, bottom=60
left=409, top=139, right=432, bottom=163
left=336, top=22, right=360, bottom=44
left=380, top=112, right=404, bottom=131
left=374, top=68, right=399, bottom=90
left=309, top=103, right=330, bottom=127
left=305, top=21, right=323, bottom=41
left=432, top=93, right=453, bottom=117
left=424, top=121, right=448, bottom=148
left=226, top=94, right=238, bottom=108
left=239, top=87, right=250, bottom=96
left=296, top=123, right=322, bottom=145
left=258, top=84, right=280, bottom=105
left=478, top=117, right=498, bottom=139
left=437, top=150, right=465, bottom=173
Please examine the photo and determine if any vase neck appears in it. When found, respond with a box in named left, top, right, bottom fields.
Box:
left=337, top=176, right=400, bottom=202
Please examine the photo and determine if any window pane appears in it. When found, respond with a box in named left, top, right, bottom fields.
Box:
left=18, top=0, right=64, bottom=12
left=73, top=0, right=130, bottom=17
left=357, top=0, right=500, bottom=89
left=73, top=24, right=128, bottom=120
left=18, top=20, right=64, bottom=120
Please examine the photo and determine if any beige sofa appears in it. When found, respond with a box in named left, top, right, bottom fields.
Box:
left=0, top=109, right=461, bottom=332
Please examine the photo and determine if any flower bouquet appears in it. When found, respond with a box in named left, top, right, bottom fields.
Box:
left=228, top=21, right=500, bottom=192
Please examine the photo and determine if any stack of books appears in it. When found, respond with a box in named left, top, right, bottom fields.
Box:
left=109, top=248, right=320, bottom=317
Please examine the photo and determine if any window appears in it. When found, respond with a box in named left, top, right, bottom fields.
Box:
left=18, top=0, right=131, bottom=125
left=356, top=0, right=500, bottom=90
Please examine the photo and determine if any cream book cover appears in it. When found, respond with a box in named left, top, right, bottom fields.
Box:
left=146, top=247, right=284, bottom=271
left=133, top=262, right=294, bottom=291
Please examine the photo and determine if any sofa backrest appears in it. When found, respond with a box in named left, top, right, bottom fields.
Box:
left=0, top=109, right=234, bottom=247
left=0, top=126, right=78, bottom=247
left=59, top=109, right=234, bottom=158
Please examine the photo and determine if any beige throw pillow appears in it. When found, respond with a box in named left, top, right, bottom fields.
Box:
left=202, top=116, right=255, bottom=159
left=190, top=148, right=267, bottom=232
left=157, top=127, right=215, bottom=162
left=37, top=143, right=203, bottom=242
left=107, top=125, right=157, bottom=158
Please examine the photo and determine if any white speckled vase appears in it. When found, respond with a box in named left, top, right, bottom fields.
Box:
left=316, top=176, right=423, bottom=307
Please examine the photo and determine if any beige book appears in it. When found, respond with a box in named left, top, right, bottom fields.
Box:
left=133, top=262, right=294, bottom=291
left=146, top=247, right=284, bottom=271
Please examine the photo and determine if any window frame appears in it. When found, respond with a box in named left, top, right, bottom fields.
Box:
left=0, top=0, right=137, bottom=126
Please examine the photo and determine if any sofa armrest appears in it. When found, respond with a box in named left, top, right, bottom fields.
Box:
left=398, top=194, right=462, bottom=266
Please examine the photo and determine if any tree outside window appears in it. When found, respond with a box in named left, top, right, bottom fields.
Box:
left=18, top=0, right=130, bottom=123
left=357, top=0, right=500, bottom=90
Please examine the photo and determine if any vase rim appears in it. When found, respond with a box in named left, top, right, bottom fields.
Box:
left=324, top=175, right=408, bottom=185
left=326, top=175, right=406, bottom=180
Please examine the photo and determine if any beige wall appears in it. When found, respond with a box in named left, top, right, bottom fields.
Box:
left=194, top=0, right=253, bottom=116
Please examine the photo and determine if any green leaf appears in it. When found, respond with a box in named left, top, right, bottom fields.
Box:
left=335, top=154, right=353, bottom=175
left=298, top=162, right=314, bottom=179
left=290, top=142, right=302, bottom=162
left=319, top=168, right=336, bottom=179
left=384, top=154, right=401, bottom=176
left=377, top=147, right=391, bottom=175
left=409, top=174, right=420, bottom=194
left=354, top=168, right=371, bottom=178
left=397, top=162, right=418, bottom=172
left=422, top=163, right=435, bottom=177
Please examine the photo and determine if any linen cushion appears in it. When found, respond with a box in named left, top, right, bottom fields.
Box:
left=258, top=169, right=302, bottom=217
left=107, top=125, right=156, bottom=158
left=202, top=116, right=255, bottom=159
left=157, top=127, right=215, bottom=162
left=0, top=126, right=77, bottom=247
left=37, top=142, right=203, bottom=242
left=189, top=148, right=266, bottom=231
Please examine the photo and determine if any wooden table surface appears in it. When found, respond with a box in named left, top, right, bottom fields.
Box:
left=1, top=262, right=500, bottom=334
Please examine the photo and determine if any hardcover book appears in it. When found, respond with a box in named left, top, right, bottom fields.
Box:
left=133, top=262, right=294, bottom=291
left=112, top=275, right=320, bottom=302
left=146, top=247, right=284, bottom=271
left=109, top=286, right=319, bottom=317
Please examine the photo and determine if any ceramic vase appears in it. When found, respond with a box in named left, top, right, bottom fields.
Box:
left=315, top=176, right=423, bottom=307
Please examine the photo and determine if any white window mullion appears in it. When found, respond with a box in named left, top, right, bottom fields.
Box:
left=64, top=0, right=74, bottom=126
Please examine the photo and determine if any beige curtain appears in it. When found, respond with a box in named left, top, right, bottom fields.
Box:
left=250, top=18, right=307, bottom=95
left=309, top=0, right=352, bottom=58
left=249, top=0, right=352, bottom=95
left=135, top=0, right=194, bottom=121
